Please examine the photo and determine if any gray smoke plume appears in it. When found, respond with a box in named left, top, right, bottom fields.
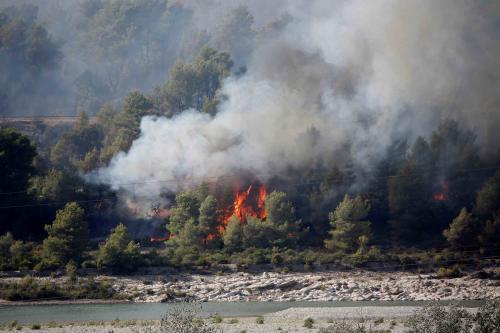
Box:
left=94, top=0, right=500, bottom=210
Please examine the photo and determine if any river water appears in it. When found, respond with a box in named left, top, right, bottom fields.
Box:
left=0, top=300, right=485, bottom=324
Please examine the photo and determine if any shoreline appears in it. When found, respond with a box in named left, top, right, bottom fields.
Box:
left=0, top=305, right=483, bottom=333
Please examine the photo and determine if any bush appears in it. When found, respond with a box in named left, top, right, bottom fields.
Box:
left=319, top=320, right=366, bottom=333
left=0, top=275, right=116, bottom=301
left=212, top=314, right=223, bottom=324
left=96, top=224, right=142, bottom=273
left=31, top=324, right=41, bottom=330
left=66, top=261, right=78, bottom=284
left=474, top=300, right=500, bottom=333
left=256, top=316, right=264, bottom=324
left=156, top=303, right=219, bottom=333
left=406, top=304, right=473, bottom=333
left=437, top=266, right=462, bottom=279
left=304, top=317, right=314, bottom=328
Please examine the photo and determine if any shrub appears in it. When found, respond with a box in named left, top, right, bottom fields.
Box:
left=304, top=317, right=314, bottom=328
left=157, top=303, right=218, bottom=333
left=31, top=324, right=41, bottom=330
left=212, top=314, right=223, bottom=324
left=474, top=300, right=500, bottom=333
left=256, top=316, right=264, bottom=324
left=406, top=304, right=473, bottom=333
left=227, top=318, right=239, bottom=324
left=0, top=275, right=116, bottom=301
left=66, top=261, right=78, bottom=284
left=319, top=320, right=366, bottom=333
left=436, top=266, right=462, bottom=279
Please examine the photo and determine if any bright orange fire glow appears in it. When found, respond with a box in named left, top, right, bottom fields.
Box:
left=152, top=184, right=268, bottom=242
left=219, top=184, right=267, bottom=231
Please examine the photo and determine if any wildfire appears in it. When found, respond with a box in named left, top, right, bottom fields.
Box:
left=149, top=233, right=170, bottom=243
left=151, top=184, right=268, bottom=242
left=433, top=181, right=449, bottom=202
left=220, top=184, right=267, bottom=230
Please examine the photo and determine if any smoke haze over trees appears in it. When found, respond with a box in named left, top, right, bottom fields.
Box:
left=0, top=0, right=499, bottom=270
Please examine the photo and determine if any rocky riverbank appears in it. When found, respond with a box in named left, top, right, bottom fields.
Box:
left=110, top=269, right=500, bottom=303
left=1, top=269, right=498, bottom=304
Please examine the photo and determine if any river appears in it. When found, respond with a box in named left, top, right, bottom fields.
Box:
left=0, top=300, right=485, bottom=324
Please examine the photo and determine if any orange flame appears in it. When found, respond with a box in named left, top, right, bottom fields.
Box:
left=433, top=181, right=449, bottom=202
left=219, top=184, right=267, bottom=231
left=433, top=193, right=447, bottom=201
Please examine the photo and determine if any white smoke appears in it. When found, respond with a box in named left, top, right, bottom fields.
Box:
left=94, top=0, right=500, bottom=208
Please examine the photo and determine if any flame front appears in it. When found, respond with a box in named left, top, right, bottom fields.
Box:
left=220, top=184, right=267, bottom=231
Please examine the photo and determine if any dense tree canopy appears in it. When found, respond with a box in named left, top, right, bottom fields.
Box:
left=41, top=202, right=89, bottom=267
left=324, top=195, right=371, bottom=252
left=0, top=5, right=61, bottom=114
left=96, top=223, right=141, bottom=273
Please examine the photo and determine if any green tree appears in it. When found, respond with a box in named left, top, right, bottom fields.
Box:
left=388, top=161, right=432, bottom=243
left=324, top=195, right=371, bottom=252
left=41, top=202, right=89, bottom=267
left=478, top=214, right=500, bottom=250
left=474, top=169, right=500, bottom=218
left=0, top=232, right=35, bottom=270
left=28, top=169, right=79, bottom=201
left=0, top=233, right=15, bottom=270
left=0, top=128, right=38, bottom=236
left=96, top=223, right=141, bottom=273
left=199, top=195, right=218, bottom=235
left=0, top=128, right=37, bottom=193
left=153, top=46, right=233, bottom=116
left=50, top=112, right=104, bottom=171
left=222, top=215, right=244, bottom=251
left=242, top=217, right=279, bottom=248
left=443, top=208, right=481, bottom=248
left=265, top=190, right=301, bottom=246
left=99, top=91, right=154, bottom=162
left=167, top=191, right=201, bottom=236
left=0, top=6, right=61, bottom=114
left=213, top=6, right=256, bottom=67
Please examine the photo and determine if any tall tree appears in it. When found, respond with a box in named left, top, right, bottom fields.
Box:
left=0, top=5, right=61, bottom=114
left=96, top=223, right=141, bottom=273
left=443, top=208, right=481, bottom=249
left=325, top=195, right=371, bottom=252
left=41, top=202, right=89, bottom=267
left=0, top=128, right=37, bottom=236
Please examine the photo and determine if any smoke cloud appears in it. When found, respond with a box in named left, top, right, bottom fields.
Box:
left=94, top=0, right=500, bottom=207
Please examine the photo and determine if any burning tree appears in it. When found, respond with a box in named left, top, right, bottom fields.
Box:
left=165, top=184, right=301, bottom=252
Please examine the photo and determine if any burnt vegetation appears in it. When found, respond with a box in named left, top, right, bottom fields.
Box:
left=0, top=1, right=499, bottom=278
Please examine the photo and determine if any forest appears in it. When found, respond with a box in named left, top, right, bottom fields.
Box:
left=0, top=0, right=499, bottom=274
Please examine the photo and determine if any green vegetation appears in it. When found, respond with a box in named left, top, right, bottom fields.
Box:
left=256, top=316, right=264, bottom=324
left=0, top=2, right=498, bottom=276
left=318, top=301, right=500, bottom=333
left=212, top=314, right=223, bottom=324
left=97, top=224, right=141, bottom=273
left=159, top=303, right=219, bottom=333
left=324, top=195, right=371, bottom=253
left=304, top=317, right=314, bottom=328
left=0, top=275, right=117, bottom=301
left=39, top=202, right=89, bottom=269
